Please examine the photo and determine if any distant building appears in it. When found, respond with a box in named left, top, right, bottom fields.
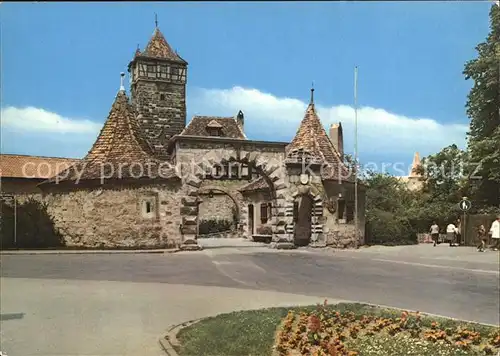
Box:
left=399, top=152, right=424, bottom=191
left=0, top=154, right=79, bottom=194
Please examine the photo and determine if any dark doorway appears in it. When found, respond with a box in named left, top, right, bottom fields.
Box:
left=248, top=204, right=254, bottom=236
left=294, top=195, right=313, bottom=246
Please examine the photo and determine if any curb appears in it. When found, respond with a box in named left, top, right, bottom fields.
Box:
left=0, top=248, right=180, bottom=255
left=159, top=319, right=202, bottom=356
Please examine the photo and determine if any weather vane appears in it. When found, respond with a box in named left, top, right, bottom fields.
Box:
left=155, top=13, right=158, bottom=28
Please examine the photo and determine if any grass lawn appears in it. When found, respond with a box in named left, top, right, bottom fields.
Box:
left=176, top=302, right=500, bottom=356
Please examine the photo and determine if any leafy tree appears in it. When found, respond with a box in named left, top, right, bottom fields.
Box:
left=364, top=172, right=417, bottom=245
left=418, top=144, right=469, bottom=203
left=463, top=4, right=500, bottom=207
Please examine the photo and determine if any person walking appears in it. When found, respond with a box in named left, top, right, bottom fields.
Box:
left=429, top=221, right=440, bottom=247
left=455, top=218, right=462, bottom=246
left=446, top=222, right=457, bottom=247
left=476, top=224, right=487, bottom=252
left=489, top=215, right=500, bottom=251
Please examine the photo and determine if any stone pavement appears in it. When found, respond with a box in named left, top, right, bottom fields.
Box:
left=0, top=277, right=330, bottom=356
left=1, top=242, right=498, bottom=356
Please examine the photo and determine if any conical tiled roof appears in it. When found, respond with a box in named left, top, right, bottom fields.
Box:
left=139, top=27, right=186, bottom=63
left=42, top=90, right=177, bottom=184
left=286, top=98, right=351, bottom=181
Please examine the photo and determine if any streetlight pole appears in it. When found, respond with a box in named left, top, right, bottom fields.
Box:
left=354, top=66, right=359, bottom=243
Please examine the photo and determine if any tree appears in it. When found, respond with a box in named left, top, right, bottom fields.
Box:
left=418, top=144, right=469, bottom=204
left=463, top=4, right=500, bottom=208
left=363, top=172, right=417, bottom=245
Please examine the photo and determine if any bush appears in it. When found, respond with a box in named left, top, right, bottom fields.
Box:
left=366, top=209, right=417, bottom=246
left=1, top=198, right=64, bottom=249
left=198, top=218, right=233, bottom=235
left=256, top=225, right=272, bottom=235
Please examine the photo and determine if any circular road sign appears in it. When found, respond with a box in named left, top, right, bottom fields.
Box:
left=459, top=199, right=472, bottom=212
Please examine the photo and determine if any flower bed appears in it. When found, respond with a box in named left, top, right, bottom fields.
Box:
left=273, top=301, right=500, bottom=356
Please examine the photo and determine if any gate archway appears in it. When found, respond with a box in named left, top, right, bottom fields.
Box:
left=287, top=185, right=324, bottom=245
left=179, top=151, right=289, bottom=244
left=197, top=186, right=242, bottom=237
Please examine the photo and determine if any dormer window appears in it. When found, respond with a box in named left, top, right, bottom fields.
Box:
left=208, top=128, right=222, bottom=136
left=206, top=120, right=223, bottom=137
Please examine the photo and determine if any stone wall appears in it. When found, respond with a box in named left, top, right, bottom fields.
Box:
left=198, top=192, right=236, bottom=222
left=175, top=141, right=286, bottom=172
left=131, top=79, right=186, bottom=157
left=41, top=182, right=183, bottom=248
left=323, top=180, right=366, bottom=247
left=324, top=224, right=359, bottom=248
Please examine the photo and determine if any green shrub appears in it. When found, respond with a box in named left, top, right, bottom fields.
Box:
left=198, top=218, right=233, bottom=235
left=366, top=209, right=417, bottom=246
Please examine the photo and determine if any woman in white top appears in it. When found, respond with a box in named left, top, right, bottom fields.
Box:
left=489, top=215, right=500, bottom=251
left=446, top=222, right=458, bottom=247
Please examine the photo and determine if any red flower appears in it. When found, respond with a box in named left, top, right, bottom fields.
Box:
left=308, top=315, right=321, bottom=333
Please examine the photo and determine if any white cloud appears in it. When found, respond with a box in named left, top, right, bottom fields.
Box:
left=1, top=106, right=101, bottom=133
left=190, top=86, right=468, bottom=161
left=1, top=88, right=469, bottom=167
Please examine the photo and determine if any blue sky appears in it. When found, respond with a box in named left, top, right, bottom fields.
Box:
left=0, top=2, right=492, bottom=175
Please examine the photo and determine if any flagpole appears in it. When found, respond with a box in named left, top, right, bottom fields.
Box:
left=354, top=66, right=359, bottom=244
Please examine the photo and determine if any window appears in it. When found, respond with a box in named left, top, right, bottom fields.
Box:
left=246, top=165, right=252, bottom=180
left=140, top=194, right=158, bottom=219
left=337, top=198, right=346, bottom=221
left=158, top=65, right=168, bottom=79
left=171, top=66, right=179, bottom=80
left=346, top=203, right=354, bottom=223
left=208, top=128, right=222, bottom=136
left=215, top=165, right=223, bottom=177
left=267, top=202, right=272, bottom=221
left=260, top=203, right=268, bottom=224
left=160, top=93, right=165, bottom=101
left=228, top=164, right=239, bottom=179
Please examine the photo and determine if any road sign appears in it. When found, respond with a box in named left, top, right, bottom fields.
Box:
left=459, top=199, right=472, bottom=212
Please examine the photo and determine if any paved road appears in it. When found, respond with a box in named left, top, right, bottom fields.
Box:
left=1, top=244, right=499, bottom=355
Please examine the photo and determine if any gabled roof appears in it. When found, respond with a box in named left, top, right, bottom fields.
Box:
left=138, top=27, right=187, bottom=63
left=180, top=115, right=247, bottom=139
left=286, top=94, right=351, bottom=181
left=42, top=90, right=177, bottom=184
left=0, top=154, right=79, bottom=179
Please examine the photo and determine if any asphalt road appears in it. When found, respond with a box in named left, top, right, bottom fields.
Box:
left=1, top=244, right=499, bottom=355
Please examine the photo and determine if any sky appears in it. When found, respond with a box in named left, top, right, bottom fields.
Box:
left=0, top=2, right=493, bottom=175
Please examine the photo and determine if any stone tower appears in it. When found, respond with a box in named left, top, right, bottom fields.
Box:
left=128, top=24, right=188, bottom=158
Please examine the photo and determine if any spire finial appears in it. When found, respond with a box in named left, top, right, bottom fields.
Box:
left=120, top=72, right=125, bottom=92
left=310, top=82, right=315, bottom=104
left=155, top=13, right=158, bottom=28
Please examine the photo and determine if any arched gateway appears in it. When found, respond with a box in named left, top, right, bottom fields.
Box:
left=178, top=151, right=290, bottom=249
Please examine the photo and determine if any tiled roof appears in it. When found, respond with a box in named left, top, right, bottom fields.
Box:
left=286, top=102, right=351, bottom=181
left=0, top=154, right=79, bottom=179
left=239, top=176, right=269, bottom=192
left=180, top=116, right=247, bottom=139
left=139, top=27, right=186, bottom=63
left=43, top=90, right=177, bottom=184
